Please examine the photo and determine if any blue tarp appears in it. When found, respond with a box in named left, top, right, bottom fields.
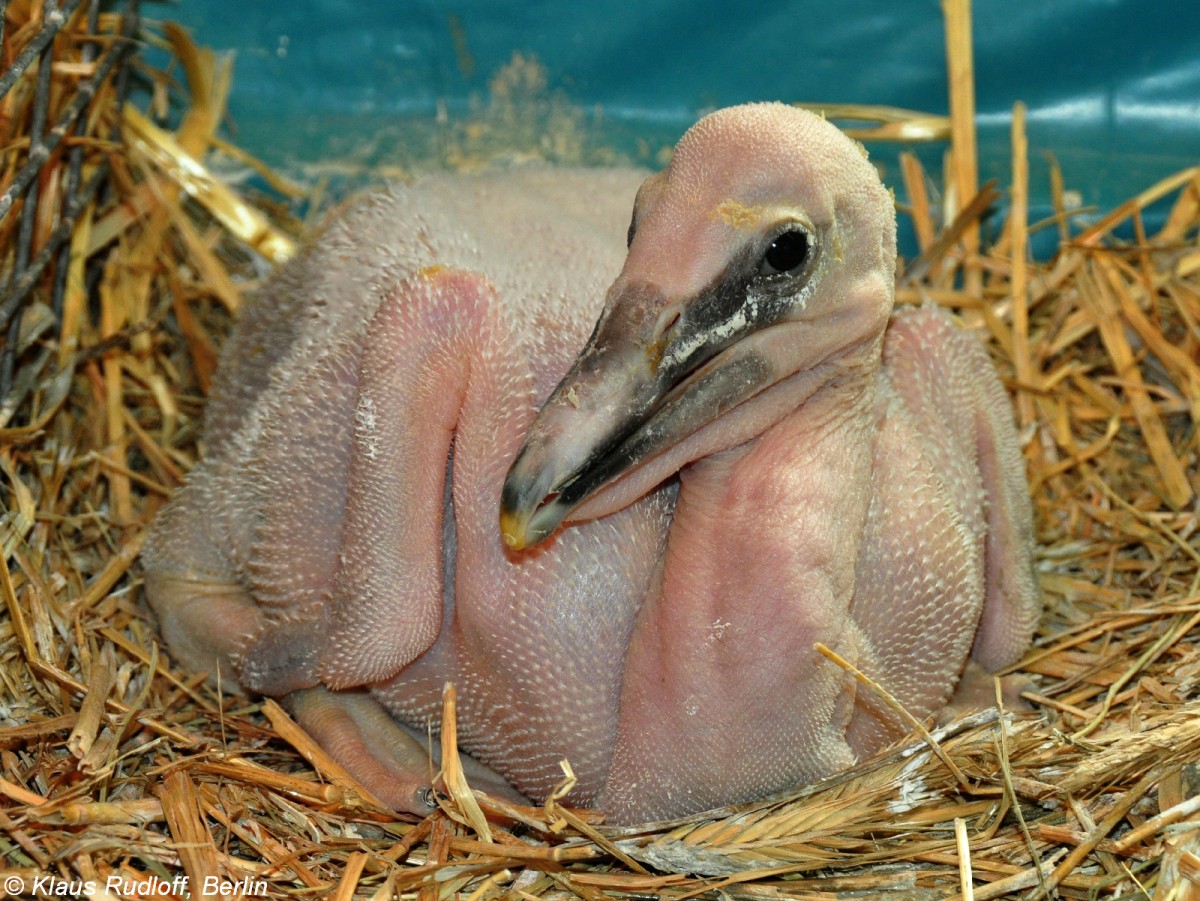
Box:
left=165, top=1, right=1199, bottom=223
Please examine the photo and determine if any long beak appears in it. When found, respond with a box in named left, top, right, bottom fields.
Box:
left=499, top=280, right=771, bottom=550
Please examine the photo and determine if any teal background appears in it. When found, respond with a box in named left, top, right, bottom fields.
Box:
left=158, top=1, right=1199, bottom=231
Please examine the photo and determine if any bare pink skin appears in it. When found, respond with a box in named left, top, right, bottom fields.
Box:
left=143, top=103, right=1040, bottom=824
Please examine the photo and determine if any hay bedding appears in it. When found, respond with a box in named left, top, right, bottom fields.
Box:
left=1, top=2, right=1198, bottom=899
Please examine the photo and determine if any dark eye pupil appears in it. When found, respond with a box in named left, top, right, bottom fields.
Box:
left=764, top=230, right=809, bottom=274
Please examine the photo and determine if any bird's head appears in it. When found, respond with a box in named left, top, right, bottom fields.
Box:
left=501, top=102, right=897, bottom=550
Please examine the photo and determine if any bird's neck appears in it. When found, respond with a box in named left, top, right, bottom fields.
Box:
left=604, top=365, right=882, bottom=822
left=652, top=364, right=878, bottom=685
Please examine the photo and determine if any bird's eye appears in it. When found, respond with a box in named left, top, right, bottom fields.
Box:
left=760, top=229, right=810, bottom=276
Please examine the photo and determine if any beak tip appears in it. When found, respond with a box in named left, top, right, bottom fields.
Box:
left=499, top=507, right=529, bottom=552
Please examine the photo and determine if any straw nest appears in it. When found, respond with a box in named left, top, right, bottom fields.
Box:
left=2, top=5, right=1199, bottom=900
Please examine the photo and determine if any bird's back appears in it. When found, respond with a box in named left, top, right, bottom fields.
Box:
left=205, top=166, right=645, bottom=452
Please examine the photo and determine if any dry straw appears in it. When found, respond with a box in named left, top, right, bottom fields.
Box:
left=1, top=0, right=1198, bottom=898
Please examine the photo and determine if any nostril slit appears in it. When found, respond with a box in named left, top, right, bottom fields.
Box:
left=657, top=310, right=681, bottom=339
